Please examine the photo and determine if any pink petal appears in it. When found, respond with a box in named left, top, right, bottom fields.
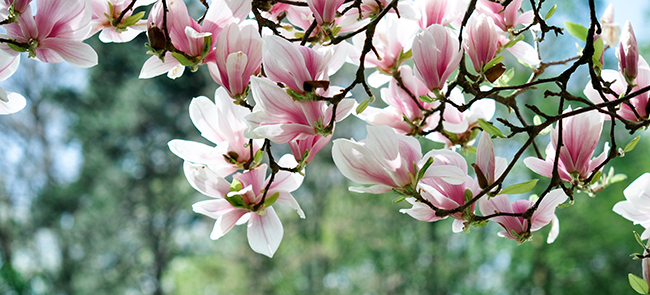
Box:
left=183, top=161, right=231, bottom=198
left=139, top=53, right=180, bottom=79
left=210, top=208, right=248, bottom=240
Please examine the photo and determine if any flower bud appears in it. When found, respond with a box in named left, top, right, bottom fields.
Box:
left=600, top=4, right=620, bottom=47
left=463, top=14, right=499, bottom=73
left=617, top=21, right=639, bottom=84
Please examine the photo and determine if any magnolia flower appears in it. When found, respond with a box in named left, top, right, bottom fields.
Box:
left=140, top=0, right=246, bottom=79
left=412, top=24, right=462, bottom=91
left=188, top=155, right=304, bottom=257
left=0, top=48, right=25, bottom=115
left=416, top=0, right=448, bottom=28
left=464, top=13, right=499, bottom=73
left=618, top=21, right=639, bottom=84
left=332, top=125, right=466, bottom=194
left=168, top=87, right=263, bottom=177
left=358, top=66, right=439, bottom=135
left=89, top=0, right=156, bottom=43
left=0, top=0, right=98, bottom=68
left=288, top=134, right=330, bottom=164
left=613, top=173, right=650, bottom=239
left=524, top=108, right=607, bottom=182
left=208, top=23, right=262, bottom=98
left=584, top=57, right=650, bottom=122
left=400, top=149, right=480, bottom=232
left=349, top=14, right=419, bottom=87
left=262, top=35, right=332, bottom=94
left=0, top=0, right=31, bottom=16
left=427, top=89, right=495, bottom=148
left=475, top=132, right=507, bottom=188
left=479, top=189, right=568, bottom=243
left=245, top=76, right=355, bottom=144
left=600, top=4, right=620, bottom=47
left=356, top=0, right=418, bottom=20
left=306, top=0, right=345, bottom=25
left=478, top=0, right=533, bottom=31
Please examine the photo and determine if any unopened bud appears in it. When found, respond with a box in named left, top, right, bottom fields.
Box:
left=600, top=4, right=620, bottom=47
left=617, top=21, right=639, bottom=84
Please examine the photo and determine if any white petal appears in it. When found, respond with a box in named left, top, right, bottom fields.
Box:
left=247, top=207, right=283, bottom=257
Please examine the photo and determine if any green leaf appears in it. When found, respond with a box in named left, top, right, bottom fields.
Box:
left=122, top=11, right=145, bottom=27
left=264, top=192, right=281, bottom=207
left=545, top=4, right=557, bottom=20
left=589, top=170, right=602, bottom=185
left=499, top=179, right=538, bottom=195
left=7, top=42, right=27, bottom=53
left=225, top=194, right=246, bottom=208
left=500, top=34, right=525, bottom=50
left=400, top=49, right=412, bottom=61
left=418, top=157, right=434, bottom=181
left=477, top=119, right=505, bottom=138
left=171, top=52, right=194, bottom=66
left=356, top=99, right=370, bottom=114
left=483, top=55, right=504, bottom=72
left=393, top=195, right=407, bottom=203
left=628, top=273, right=649, bottom=294
left=463, top=145, right=477, bottom=155
left=609, top=174, right=628, bottom=184
left=634, top=231, right=646, bottom=248
left=533, top=115, right=542, bottom=126
left=625, top=136, right=641, bottom=153
left=201, top=34, right=213, bottom=57
left=253, top=149, right=264, bottom=165
left=592, top=38, right=604, bottom=68
left=564, top=21, right=588, bottom=41
left=464, top=189, right=473, bottom=202
left=229, top=179, right=243, bottom=192
left=419, top=94, right=434, bottom=103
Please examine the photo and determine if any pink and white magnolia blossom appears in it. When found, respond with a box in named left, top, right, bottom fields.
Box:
left=262, top=35, right=333, bottom=94
left=618, top=20, right=639, bottom=84
left=188, top=155, right=305, bottom=257
left=524, top=108, right=608, bottom=182
left=0, top=48, right=25, bottom=115
left=464, top=13, right=499, bottom=73
left=168, top=87, right=263, bottom=177
left=600, top=4, right=620, bottom=47
left=358, top=66, right=439, bottom=134
left=207, top=22, right=262, bottom=98
left=613, top=173, right=650, bottom=239
left=0, top=0, right=98, bottom=68
left=356, top=0, right=418, bottom=21
left=427, top=88, right=495, bottom=147
left=475, top=132, right=507, bottom=188
left=88, top=0, right=156, bottom=43
left=140, top=0, right=247, bottom=79
left=416, top=0, right=448, bottom=28
left=332, top=125, right=466, bottom=194
left=479, top=189, right=568, bottom=243
left=289, top=134, right=330, bottom=164
left=412, top=24, right=462, bottom=91
left=400, top=149, right=480, bottom=232
left=0, top=87, right=26, bottom=115
left=306, top=0, right=345, bottom=25
left=584, top=57, right=650, bottom=121
left=478, top=0, right=533, bottom=31
left=0, top=0, right=31, bottom=17
left=245, top=76, right=355, bottom=144
left=349, top=14, right=419, bottom=87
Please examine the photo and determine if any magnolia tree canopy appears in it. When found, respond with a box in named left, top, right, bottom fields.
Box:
left=2, top=0, right=650, bottom=292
